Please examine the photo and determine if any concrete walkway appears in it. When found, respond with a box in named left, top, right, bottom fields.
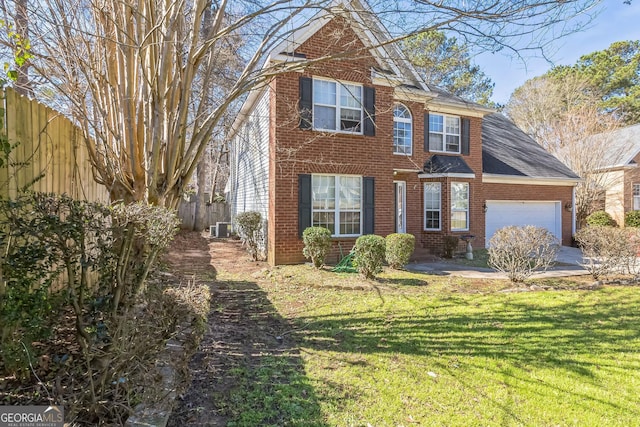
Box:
left=406, top=246, right=588, bottom=279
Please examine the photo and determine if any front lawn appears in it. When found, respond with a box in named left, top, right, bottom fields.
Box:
left=255, top=267, right=640, bottom=426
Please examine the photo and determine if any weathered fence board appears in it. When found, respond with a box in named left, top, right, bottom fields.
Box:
left=177, top=198, right=230, bottom=230
left=0, top=88, right=109, bottom=202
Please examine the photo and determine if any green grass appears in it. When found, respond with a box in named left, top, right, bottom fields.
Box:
left=254, top=267, right=640, bottom=427
left=449, top=248, right=491, bottom=268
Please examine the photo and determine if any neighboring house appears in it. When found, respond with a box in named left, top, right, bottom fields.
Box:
left=227, top=0, right=580, bottom=265
left=588, top=124, right=640, bottom=225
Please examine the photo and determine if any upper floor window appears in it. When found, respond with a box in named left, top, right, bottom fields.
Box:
left=393, top=104, right=412, bottom=155
left=429, top=113, right=460, bottom=153
left=313, top=78, right=363, bottom=133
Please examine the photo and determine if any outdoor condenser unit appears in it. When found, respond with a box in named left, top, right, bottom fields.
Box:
left=210, top=222, right=230, bottom=238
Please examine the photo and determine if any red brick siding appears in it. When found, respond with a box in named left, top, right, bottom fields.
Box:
left=265, top=16, right=575, bottom=264
left=483, top=183, right=574, bottom=246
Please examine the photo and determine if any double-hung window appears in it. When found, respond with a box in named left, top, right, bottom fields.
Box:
left=312, top=175, right=362, bottom=236
left=429, top=113, right=460, bottom=153
left=634, top=184, right=640, bottom=210
left=393, top=104, right=412, bottom=154
left=451, top=182, right=469, bottom=231
left=424, top=182, right=441, bottom=230
left=313, top=78, right=363, bottom=133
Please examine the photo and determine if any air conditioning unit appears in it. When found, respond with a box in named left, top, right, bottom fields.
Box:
left=210, top=222, right=230, bottom=238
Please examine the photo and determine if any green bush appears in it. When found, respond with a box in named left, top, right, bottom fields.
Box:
left=586, top=210, right=617, bottom=227
left=385, top=233, right=415, bottom=269
left=443, top=235, right=459, bottom=258
left=0, top=194, right=180, bottom=376
left=302, top=227, right=332, bottom=268
left=353, top=234, right=386, bottom=279
left=625, top=210, right=640, bottom=228
left=235, top=211, right=264, bottom=260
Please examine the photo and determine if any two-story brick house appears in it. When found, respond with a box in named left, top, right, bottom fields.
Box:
left=228, top=0, right=580, bottom=265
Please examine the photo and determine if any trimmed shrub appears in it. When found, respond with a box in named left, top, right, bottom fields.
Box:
left=385, top=233, right=415, bottom=269
left=302, top=226, right=332, bottom=268
left=625, top=210, right=640, bottom=228
left=353, top=234, right=386, bottom=279
left=586, top=210, right=617, bottom=227
left=488, top=226, right=559, bottom=282
left=574, top=226, right=640, bottom=279
left=234, top=211, right=264, bottom=260
left=443, top=235, right=459, bottom=258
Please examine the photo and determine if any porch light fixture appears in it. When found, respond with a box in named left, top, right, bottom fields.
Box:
left=482, top=202, right=488, bottom=213
left=564, top=202, right=573, bottom=212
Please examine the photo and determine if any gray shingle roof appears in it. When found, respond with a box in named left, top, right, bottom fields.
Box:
left=587, top=124, right=640, bottom=169
left=424, top=155, right=474, bottom=175
left=482, top=113, right=579, bottom=180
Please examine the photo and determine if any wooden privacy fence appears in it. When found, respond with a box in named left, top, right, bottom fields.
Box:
left=0, top=87, right=108, bottom=202
left=177, top=197, right=230, bottom=230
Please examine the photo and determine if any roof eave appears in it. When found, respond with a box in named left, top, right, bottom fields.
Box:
left=482, top=173, right=582, bottom=186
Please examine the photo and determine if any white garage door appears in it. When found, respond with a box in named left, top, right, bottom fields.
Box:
left=485, top=201, right=562, bottom=247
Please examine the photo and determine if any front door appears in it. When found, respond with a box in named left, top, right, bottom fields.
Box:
left=394, top=181, right=406, bottom=233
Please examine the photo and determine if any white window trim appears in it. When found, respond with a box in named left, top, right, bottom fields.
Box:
left=424, top=182, right=442, bottom=231
left=634, top=183, right=640, bottom=210
left=313, top=77, right=363, bottom=135
left=312, top=174, right=363, bottom=237
left=429, top=113, right=461, bottom=154
left=393, top=104, right=412, bottom=155
left=451, top=182, right=469, bottom=231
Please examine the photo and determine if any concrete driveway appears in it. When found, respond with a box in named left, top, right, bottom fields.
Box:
left=406, top=246, right=588, bottom=279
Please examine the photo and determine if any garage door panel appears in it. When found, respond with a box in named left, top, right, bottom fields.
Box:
left=485, top=201, right=561, bottom=247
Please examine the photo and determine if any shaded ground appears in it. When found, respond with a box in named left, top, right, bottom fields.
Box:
left=166, top=233, right=319, bottom=426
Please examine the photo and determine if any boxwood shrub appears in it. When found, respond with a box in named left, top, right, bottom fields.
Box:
left=302, top=226, right=332, bottom=268
left=586, top=210, right=617, bottom=227
left=385, top=233, right=415, bottom=269
left=353, top=234, right=386, bottom=279
left=625, top=210, right=640, bottom=228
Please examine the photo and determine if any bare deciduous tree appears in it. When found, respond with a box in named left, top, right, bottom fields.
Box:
left=3, top=0, right=602, bottom=208
left=506, top=73, right=623, bottom=226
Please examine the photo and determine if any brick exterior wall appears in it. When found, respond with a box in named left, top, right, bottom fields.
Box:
left=483, top=183, right=574, bottom=246
left=264, top=16, right=576, bottom=265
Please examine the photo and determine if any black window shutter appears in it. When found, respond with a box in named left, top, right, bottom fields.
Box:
left=424, top=113, right=430, bottom=152
left=363, top=87, right=375, bottom=136
left=298, top=174, right=312, bottom=237
left=393, top=183, right=398, bottom=232
left=299, top=77, right=312, bottom=129
left=461, top=118, right=470, bottom=155
left=363, top=177, right=375, bottom=234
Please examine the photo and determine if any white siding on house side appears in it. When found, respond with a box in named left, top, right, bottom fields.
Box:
left=228, top=90, right=270, bottom=229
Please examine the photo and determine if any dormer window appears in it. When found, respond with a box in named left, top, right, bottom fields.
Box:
left=429, top=113, right=460, bottom=153
left=313, top=78, right=363, bottom=133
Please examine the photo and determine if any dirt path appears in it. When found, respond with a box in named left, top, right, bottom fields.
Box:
left=165, top=232, right=293, bottom=426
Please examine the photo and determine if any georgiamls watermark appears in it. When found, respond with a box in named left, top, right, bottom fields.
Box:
left=0, top=406, right=63, bottom=427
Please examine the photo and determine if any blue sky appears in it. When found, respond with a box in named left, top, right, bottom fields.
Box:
left=474, top=1, right=640, bottom=104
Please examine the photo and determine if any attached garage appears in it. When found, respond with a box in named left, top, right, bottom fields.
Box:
left=485, top=201, right=562, bottom=246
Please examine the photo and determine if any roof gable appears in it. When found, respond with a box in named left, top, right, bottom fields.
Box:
left=269, top=0, right=427, bottom=90
left=586, top=124, right=640, bottom=169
